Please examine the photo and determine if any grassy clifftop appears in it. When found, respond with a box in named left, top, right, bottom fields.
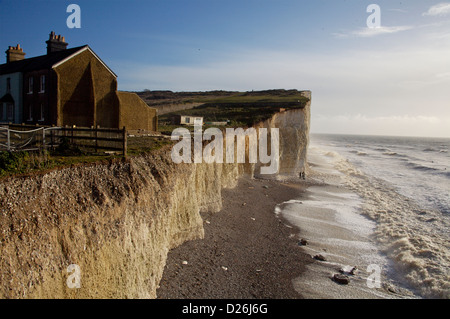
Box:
left=137, top=89, right=309, bottom=106
left=137, top=89, right=311, bottom=132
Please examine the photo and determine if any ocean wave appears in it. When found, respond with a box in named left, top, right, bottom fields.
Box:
left=356, top=151, right=368, bottom=156
left=423, top=148, right=438, bottom=152
left=324, top=151, right=340, bottom=158
left=406, top=162, right=450, bottom=179
left=405, top=162, right=440, bottom=173
left=330, top=154, right=450, bottom=298
left=349, top=150, right=369, bottom=156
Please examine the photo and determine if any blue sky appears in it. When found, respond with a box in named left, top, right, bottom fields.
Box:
left=1, top=0, right=450, bottom=137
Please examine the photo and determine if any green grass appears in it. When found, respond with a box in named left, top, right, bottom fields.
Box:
left=127, top=136, right=173, bottom=155
left=0, top=151, right=49, bottom=176
left=159, top=93, right=310, bottom=129
left=189, top=91, right=308, bottom=104
left=0, top=136, right=174, bottom=178
left=0, top=150, right=117, bottom=178
left=157, top=89, right=310, bottom=129
left=138, top=89, right=309, bottom=106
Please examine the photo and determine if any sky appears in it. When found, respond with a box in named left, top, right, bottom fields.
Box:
left=1, top=0, right=449, bottom=138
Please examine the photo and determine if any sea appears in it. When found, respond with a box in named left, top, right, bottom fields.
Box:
left=279, top=133, right=449, bottom=299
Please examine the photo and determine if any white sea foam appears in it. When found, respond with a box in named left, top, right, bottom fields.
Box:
left=308, top=135, right=450, bottom=299
left=282, top=146, right=416, bottom=299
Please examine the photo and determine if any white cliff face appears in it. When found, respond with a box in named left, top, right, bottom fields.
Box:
left=255, top=92, right=311, bottom=179
left=0, top=93, right=311, bottom=298
left=0, top=149, right=244, bottom=299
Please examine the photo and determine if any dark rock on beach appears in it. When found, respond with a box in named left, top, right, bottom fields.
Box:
left=332, top=274, right=350, bottom=285
left=298, top=238, right=308, bottom=246
left=313, top=254, right=327, bottom=261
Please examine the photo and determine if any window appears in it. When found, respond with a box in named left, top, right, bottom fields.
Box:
left=39, top=75, right=45, bottom=93
left=6, top=103, right=14, bottom=121
left=27, top=104, right=33, bottom=121
left=39, top=104, right=45, bottom=121
left=185, top=117, right=190, bottom=124
left=28, top=77, right=33, bottom=94
left=6, top=78, right=11, bottom=93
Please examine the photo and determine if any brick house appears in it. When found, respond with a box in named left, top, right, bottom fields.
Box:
left=0, top=31, right=157, bottom=131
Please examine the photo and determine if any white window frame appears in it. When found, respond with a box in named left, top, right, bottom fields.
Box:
left=27, top=104, right=33, bottom=121
left=28, top=77, right=33, bottom=94
left=39, top=103, right=45, bottom=121
left=39, top=75, right=45, bottom=93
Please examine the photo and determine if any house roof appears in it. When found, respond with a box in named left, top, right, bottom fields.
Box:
left=0, top=45, right=117, bottom=78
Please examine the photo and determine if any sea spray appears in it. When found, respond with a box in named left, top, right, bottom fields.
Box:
left=309, top=134, right=450, bottom=298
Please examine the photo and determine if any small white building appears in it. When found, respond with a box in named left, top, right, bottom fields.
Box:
left=175, top=115, right=203, bottom=126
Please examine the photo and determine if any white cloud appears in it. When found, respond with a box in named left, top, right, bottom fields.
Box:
left=388, top=8, right=408, bottom=13
left=334, top=25, right=414, bottom=38
left=423, top=2, right=450, bottom=16
left=436, top=71, right=450, bottom=79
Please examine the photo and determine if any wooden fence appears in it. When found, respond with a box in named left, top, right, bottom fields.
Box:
left=0, top=124, right=127, bottom=155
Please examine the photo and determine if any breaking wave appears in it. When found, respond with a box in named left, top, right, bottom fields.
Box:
left=332, top=152, right=450, bottom=298
left=310, top=134, right=450, bottom=299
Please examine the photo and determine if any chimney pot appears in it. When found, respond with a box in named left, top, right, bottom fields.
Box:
left=5, top=44, right=26, bottom=63
left=46, top=31, right=68, bottom=54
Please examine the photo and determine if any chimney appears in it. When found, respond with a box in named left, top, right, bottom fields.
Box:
left=46, top=31, right=68, bottom=54
left=5, top=44, right=26, bottom=63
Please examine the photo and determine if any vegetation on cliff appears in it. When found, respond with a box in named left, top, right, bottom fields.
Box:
left=150, top=89, right=310, bottom=133
left=0, top=137, right=172, bottom=178
left=137, top=89, right=308, bottom=106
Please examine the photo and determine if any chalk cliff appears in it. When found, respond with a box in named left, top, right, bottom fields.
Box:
left=0, top=93, right=310, bottom=298
left=255, top=91, right=311, bottom=179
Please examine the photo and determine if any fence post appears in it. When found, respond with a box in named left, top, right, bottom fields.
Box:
left=95, top=125, right=99, bottom=153
left=122, top=126, right=127, bottom=156
left=7, top=128, right=10, bottom=151
left=42, top=128, right=46, bottom=150
left=50, top=128, right=54, bottom=150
